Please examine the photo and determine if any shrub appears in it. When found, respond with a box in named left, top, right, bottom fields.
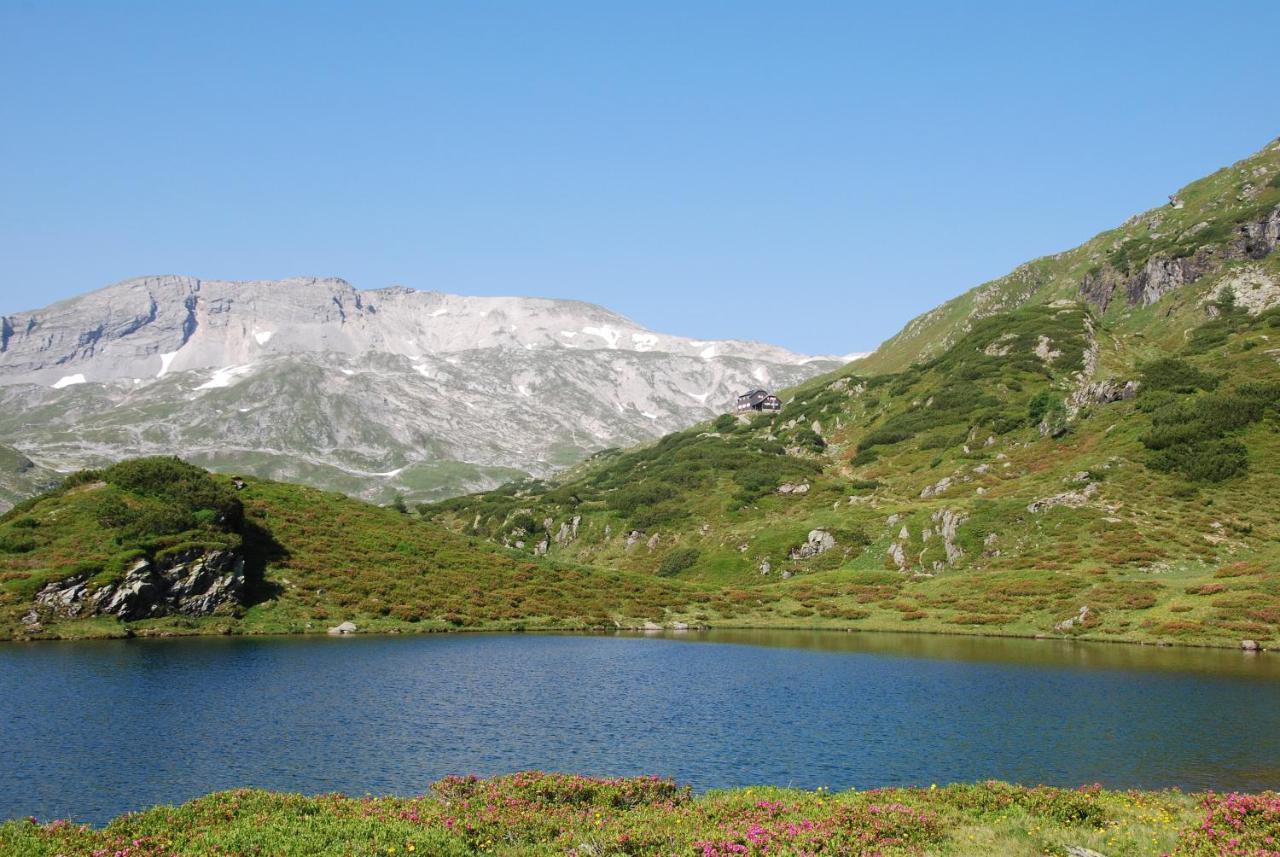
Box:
left=657, top=547, right=700, bottom=577
left=0, top=534, right=36, bottom=554
left=792, top=427, right=826, bottom=451
left=607, top=482, right=677, bottom=517
left=1140, top=382, right=1279, bottom=482
left=1140, top=358, right=1219, bottom=394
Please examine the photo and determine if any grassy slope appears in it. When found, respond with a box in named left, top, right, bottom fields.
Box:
left=0, top=461, right=719, bottom=639
left=858, top=137, right=1280, bottom=375
left=424, top=140, right=1280, bottom=649
left=3, top=773, right=1276, bottom=856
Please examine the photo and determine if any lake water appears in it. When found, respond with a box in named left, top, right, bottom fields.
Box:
left=3, top=630, right=1279, bottom=824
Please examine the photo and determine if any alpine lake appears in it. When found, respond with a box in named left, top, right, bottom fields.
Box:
left=2, top=629, right=1277, bottom=824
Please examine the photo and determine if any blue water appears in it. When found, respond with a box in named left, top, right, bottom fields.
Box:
left=2, top=630, right=1278, bottom=824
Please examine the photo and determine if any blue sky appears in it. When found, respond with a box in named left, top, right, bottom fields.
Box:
left=2, top=1, right=1278, bottom=355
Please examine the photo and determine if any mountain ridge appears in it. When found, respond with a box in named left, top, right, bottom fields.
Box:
left=0, top=276, right=843, bottom=508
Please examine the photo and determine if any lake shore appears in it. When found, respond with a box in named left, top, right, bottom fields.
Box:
left=3, top=772, right=1275, bottom=856
left=4, top=613, right=1270, bottom=654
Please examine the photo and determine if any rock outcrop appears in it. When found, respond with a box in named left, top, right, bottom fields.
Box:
left=931, top=509, right=966, bottom=566
left=1055, top=605, right=1093, bottom=633
left=33, top=549, right=246, bottom=622
left=788, top=529, right=836, bottom=560
left=1027, top=482, right=1099, bottom=514
left=1080, top=203, right=1280, bottom=310
left=1071, top=379, right=1139, bottom=406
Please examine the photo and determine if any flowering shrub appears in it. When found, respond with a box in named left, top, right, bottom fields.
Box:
left=1168, top=792, right=1280, bottom=856
left=0, top=773, right=1269, bottom=857
left=692, top=799, right=942, bottom=855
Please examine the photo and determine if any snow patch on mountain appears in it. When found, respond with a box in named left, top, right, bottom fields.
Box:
left=52, top=374, right=86, bottom=389
left=196, top=364, right=256, bottom=390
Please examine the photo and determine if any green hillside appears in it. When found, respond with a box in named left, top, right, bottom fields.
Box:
left=423, top=138, right=1280, bottom=649
left=0, top=457, right=710, bottom=639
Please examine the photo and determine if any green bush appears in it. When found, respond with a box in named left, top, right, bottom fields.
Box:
left=0, top=534, right=36, bottom=554
left=607, top=482, right=677, bottom=517
left=657, top=547, right=700, bottom=577
left=1140, top=358, right=1218, bottom=393
left=792, top=427, right=826, bottom=451
left=1141, top=382, right=1280, bottom=482
left=1148, top=439, right=1249, bottom=483
left=1027, top=390, right=1056, bottom=424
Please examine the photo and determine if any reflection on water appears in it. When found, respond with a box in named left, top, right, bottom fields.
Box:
left=639, top=628, right=1280, bottom=677
left=1, top=629, right=1277, bottom=825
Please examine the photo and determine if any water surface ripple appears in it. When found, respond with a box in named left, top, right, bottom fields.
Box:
left=2, top=630, right=1278, bottom=824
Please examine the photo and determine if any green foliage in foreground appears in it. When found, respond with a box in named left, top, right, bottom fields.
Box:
left=4, top=772, right=1276, bottom=856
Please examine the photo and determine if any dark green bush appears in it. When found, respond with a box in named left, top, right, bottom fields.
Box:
left=792, top=427, right=826, bottom=451
left=607, top=482, right=677, bottom=517
left=850, top=447, right=879, bottom=467
left=1140, top=358, right=1219, bottom=393
left=1141, top=382, right=1280, bottom=482
left=657, top=547, right=700, bottom=577
left=1027, top=390, right=1056, bottom=424
left=1148, top=439, right=1249, bottom=483
left=0, top=534, right=36, bottom=554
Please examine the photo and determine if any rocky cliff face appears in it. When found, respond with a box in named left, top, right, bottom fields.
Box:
left=0, top=277, right=842, bottom=505
left=26, top=549, right=245, bottom=628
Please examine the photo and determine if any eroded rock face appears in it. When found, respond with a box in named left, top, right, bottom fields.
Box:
left=33, top=550, right=246, bottom=622
left=789, top=529, right=836, bottom=560
left=1237, top=205, right=1280, bottom=259
left=931, top=509, right=966, bottom=565
left=1071, top=379, right=1139, bottom=406
left=1079, top=204, right=1280, bottom=311
left=1126, top=253, right=1215, bottom=307
left=920, top=476, right=952, bottom=499
left=1079, top=268, right=1123, bottom=313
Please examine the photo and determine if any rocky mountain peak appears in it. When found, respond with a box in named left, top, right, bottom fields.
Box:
left=0, top=276, right=843, bottom=507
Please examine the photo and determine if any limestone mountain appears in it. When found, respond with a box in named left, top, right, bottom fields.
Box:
left=425, top=136, right=1280, bottom=648
left=0, top=277, right=842, bottom=510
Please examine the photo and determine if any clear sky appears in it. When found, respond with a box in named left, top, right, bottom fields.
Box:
left=2, top=1, right=1278, bottom=355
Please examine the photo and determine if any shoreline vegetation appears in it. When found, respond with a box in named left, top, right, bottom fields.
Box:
left=0, top=458, right=1272, bottom=653
left=3, top=772, right=1278, bottom=856
left=2, top=617, right=1272, bottom=654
